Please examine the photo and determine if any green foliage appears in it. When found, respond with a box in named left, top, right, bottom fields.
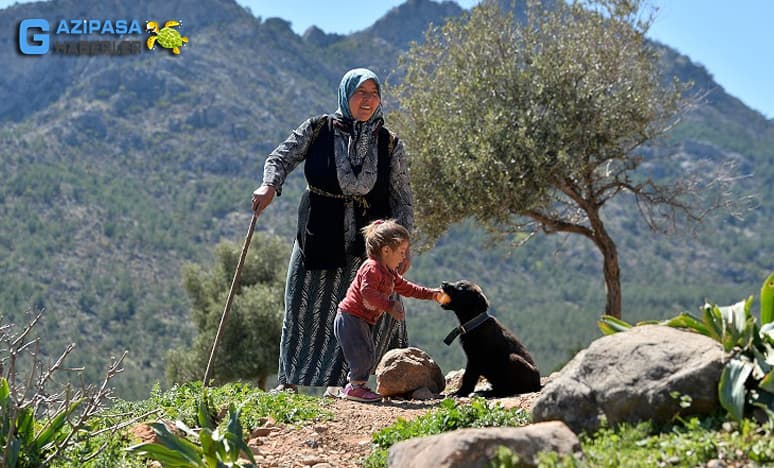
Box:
left=1, top=312, right=124, bottom=467
left=166, top=235, right=290, bottom=388
left=487, top=446, right=522, bottom=468
left=598, top=271, right=774, bottom=421
left=596, top=315, right=632, bottom=335
left=67, top=382, right=332, bottom=467
left=390, top=0, right=718, bottom=319
left=538, top=416, right=774, bottom=467
left=0, top=156, right=254, bottom=399
left=364, top=398, right=530, bottom=467
left=0, top=378, right=84, bottom=468
left=392, top=0, right=684, bottom=243
left=45, top=381, right=774, bottom=468
left=127, top=388, right=256, bottom=467
left=761, top=271, right=774, bottom=325
left=125, top=381, right=332, bottom=429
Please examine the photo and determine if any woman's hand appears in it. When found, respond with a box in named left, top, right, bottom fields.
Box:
left=252, top=184, right=276, bottom=215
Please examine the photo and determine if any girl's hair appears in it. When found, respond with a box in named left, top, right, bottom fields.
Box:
left=362, top=219, right=410, bottom=259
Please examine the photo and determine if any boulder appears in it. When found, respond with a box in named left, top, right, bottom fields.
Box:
left=387, top=421, right=579, bottom=468
left=376, top=347, right=445, bottom=396
left=443, top=369, right=491, bottom=395
left=532, top=325, right=725, bottom=433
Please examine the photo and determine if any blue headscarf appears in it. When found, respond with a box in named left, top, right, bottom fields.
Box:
left=334, top=68, right=385, bottom=167
left=335, top=67, right=383, bottom=123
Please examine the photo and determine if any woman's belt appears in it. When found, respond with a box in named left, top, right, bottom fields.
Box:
left=307, top=185, right=370, bottom=210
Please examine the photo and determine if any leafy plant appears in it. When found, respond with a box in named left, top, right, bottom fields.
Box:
left=0, top=311, right=125, bottom=467
left=69, top=382, right=332, bottom=467
left=599, top=271, right=774, bottom=421
left=127, top=389, right=256, bottom=467
left=761, top=271, right=774, bottom=325
left=0, top=377, right=84, bottom=468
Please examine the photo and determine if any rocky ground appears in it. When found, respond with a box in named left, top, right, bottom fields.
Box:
left=246, top=392, right=541, bottom=467
left=132, top=391, right=541, bottom=467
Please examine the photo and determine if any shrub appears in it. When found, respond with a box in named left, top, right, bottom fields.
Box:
left=0, top=311, right=124, bottom=467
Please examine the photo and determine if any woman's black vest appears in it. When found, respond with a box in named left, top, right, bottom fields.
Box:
left=297, top=115, right=395, bottom=270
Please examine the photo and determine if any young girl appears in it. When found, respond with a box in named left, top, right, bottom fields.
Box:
left=334, top=219, right=444, bottom=402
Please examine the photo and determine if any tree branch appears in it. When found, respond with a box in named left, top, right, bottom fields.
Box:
left=2, top=311, right=128, bottom=467
left=525, top=208, right=595, bottom=239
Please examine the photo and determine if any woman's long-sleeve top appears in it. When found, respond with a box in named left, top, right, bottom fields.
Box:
left=262, top=116, right=414, bottom=251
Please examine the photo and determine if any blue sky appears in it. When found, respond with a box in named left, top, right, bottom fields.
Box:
left=3, top=0, right=772, bottom=119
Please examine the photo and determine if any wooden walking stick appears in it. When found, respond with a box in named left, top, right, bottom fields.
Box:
left=203, top=213, right=258, bottom=387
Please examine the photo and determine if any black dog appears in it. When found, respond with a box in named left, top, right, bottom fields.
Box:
left=441, top=280, right=541, bottom=397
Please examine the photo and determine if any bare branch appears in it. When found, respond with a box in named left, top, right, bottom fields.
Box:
left=41, top=352, right=127, bottom=465
left=37, top=343, right=76, bottom=391
left=617, top=159, right=754, bottom=234
left=78, top=405, right=163, bottom=464
left=525, top=208, right=595, bottom=239
left=2, top=312, right=127, bottom=467
left=10, top=312, right=42, bottom=349
left=88, top=408, right=162, bottom=438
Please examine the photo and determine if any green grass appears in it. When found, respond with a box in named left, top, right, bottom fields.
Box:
left=360, top=399, right=774, bottom=468
left=49, top=384, right=774, bottom=467
left=58, top=382, right=333, bottom=468
left=580, top=417, right=774, bottom=467
left=531, top=415, right=774, bottom=467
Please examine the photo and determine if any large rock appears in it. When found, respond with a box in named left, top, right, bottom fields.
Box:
left=376, top=347, right=445, bottom=396
left=387, top=421, right=579, bottom=468
left=532, top=325, right=725, bottom=433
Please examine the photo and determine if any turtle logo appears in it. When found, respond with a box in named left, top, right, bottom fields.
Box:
left=145, top=20, right=188, bottom=55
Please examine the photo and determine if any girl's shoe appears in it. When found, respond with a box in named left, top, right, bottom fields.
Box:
left=341, top=383, right=381, bottom=402
left=323, top=386, right=342, bottom=398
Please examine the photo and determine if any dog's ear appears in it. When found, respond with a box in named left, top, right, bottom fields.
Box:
left=472, top=283, right=489, bottom=310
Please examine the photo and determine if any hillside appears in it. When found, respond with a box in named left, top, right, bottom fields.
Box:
left=1, top=0, right=773, bottom=399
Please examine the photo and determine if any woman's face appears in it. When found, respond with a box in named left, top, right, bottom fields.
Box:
left=348, top=79, right=380, bottom=122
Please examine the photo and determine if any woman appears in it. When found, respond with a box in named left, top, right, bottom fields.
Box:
left=251, top=68, right=414, bottom=394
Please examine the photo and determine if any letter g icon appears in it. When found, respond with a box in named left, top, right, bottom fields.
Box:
left=19, top=19, right=49, bottom=55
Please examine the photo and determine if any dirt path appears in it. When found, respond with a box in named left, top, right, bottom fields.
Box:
left=249, top=393, right=540, bottom=467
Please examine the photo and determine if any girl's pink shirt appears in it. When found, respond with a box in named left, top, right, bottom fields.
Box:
left=338, top=258, right=436, bottom=324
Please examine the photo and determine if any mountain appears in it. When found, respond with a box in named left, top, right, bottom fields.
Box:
left=358, top=0, right=464, bottom=49
left=1, top=0, right=772, bottom=399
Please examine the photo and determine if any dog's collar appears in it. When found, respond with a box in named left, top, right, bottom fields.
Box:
left=443, top=312, right=491, bottom=346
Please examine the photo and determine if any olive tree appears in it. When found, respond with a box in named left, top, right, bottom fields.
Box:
left=166, top=233, right=288, bottom=388
left=392, top=0, right=733, bottom=318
